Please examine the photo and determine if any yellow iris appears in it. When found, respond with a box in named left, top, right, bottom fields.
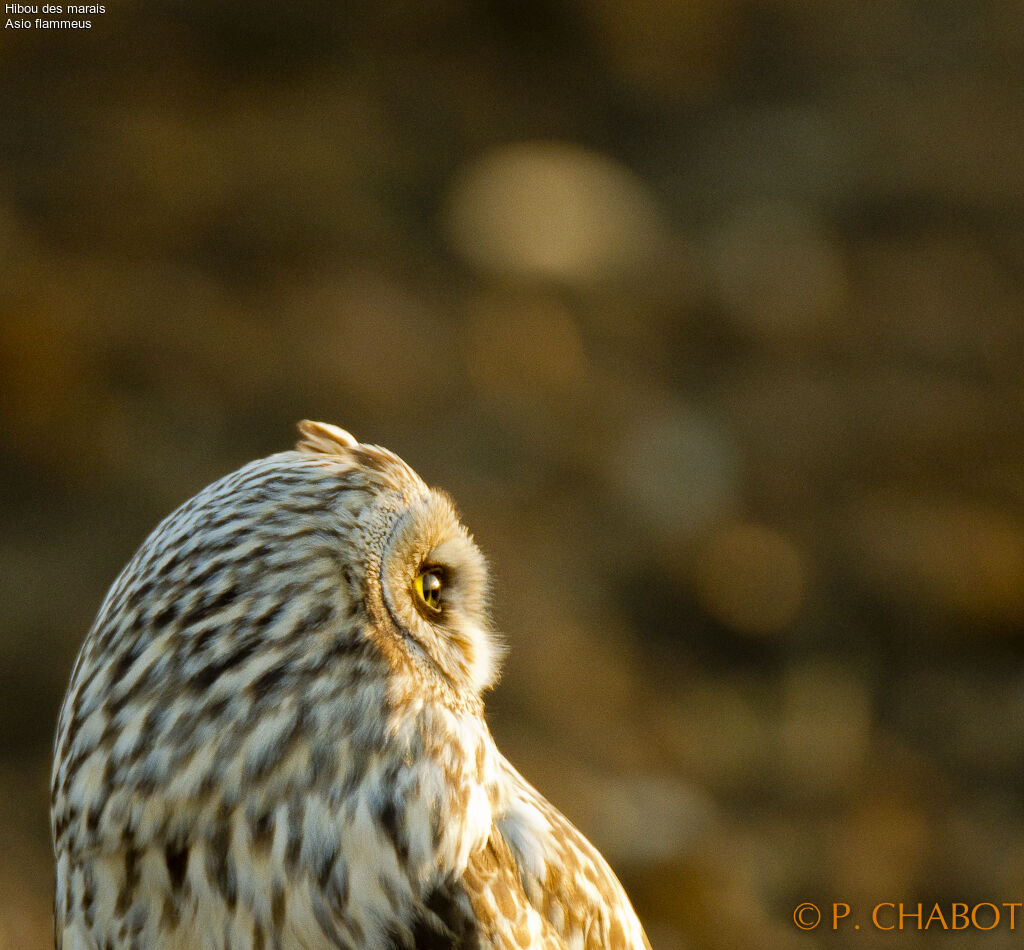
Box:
left=414, top=567, right=444, bottom=613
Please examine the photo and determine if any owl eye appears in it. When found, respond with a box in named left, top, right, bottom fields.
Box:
left=413, top=567, right=445, bottom=613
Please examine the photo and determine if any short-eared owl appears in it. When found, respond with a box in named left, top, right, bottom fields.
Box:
left=52, top=421, right=651, bottom=949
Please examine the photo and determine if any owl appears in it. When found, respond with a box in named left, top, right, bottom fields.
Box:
left=51, top=421, right=652, bottom=950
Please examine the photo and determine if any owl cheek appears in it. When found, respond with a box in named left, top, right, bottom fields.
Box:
left=446, top=620, right=502, bottom=695
left=471, top=638, right=502, bottom=694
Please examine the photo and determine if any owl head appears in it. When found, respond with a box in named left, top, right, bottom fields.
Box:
left=59, top=421, right=502, bottom=770
left=293, top=419, right=502, bottom=698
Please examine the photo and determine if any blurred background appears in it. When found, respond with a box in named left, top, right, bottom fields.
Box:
left=2, top=1, right=1023, bottom=947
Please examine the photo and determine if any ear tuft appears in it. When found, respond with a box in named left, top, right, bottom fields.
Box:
left=296, top=420, right=359, bottom=456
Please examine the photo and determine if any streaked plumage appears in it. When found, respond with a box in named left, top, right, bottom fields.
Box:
left=51, top=421, right=651, bottom=950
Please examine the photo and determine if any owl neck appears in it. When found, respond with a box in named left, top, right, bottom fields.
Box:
left=373, top=676, right=497, bottom=880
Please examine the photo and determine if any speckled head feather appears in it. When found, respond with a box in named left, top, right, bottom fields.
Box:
left=51, top=423, right=651, bottom=950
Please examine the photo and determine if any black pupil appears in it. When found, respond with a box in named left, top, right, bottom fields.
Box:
left=421, top=570, right=443, bottom=606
